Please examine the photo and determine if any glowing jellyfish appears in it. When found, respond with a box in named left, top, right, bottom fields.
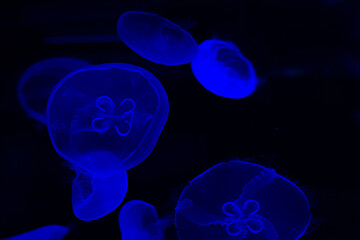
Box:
left=119, top=200, right=172, bottom=240
left=117, top=11, right=198, bottom=65
left=47, top=63, right=168, bottom=220
left=17, top=58, right=91, bottom=124
left=47, top=63, right=169, bottom=176
left=191, top=40, right=257, bottom=99
left=72, top=169, right=128, bottom=221
left=2, top=225, right=69, bottom=240
left=175, top=161, right=311, bottom=240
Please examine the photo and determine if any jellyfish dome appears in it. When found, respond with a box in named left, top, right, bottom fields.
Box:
left=72, top=169, right=128, bottom=221
left=119, top=200, right=171, bottom=240
left=18, top=57, right=91, bottom=124
left=117, top=11, right=198, bottom=65
left=47, top=63, right=169, bottom=176
left=191, top=40, right=257, bottom=99
left=2, top=225, right=69, bottom=240
left=175, top=161, right=311, bottom=240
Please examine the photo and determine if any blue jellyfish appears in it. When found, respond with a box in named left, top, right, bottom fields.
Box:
left=191, top=40, right=257, bottom=99
left=2, top=225, right=69, bottom=240
left=175, top=161, right=311, bottom=240
left=17, top=57, right=91, bottom=124
left=47, top=63, right=168, bottom=220
left=119, top=200, right=172, bottom=240
left=72, top=168, right=128, bottom=221
left=47, top=63, right=169, bottom=175
left=117, top=11, right=198, bottom=65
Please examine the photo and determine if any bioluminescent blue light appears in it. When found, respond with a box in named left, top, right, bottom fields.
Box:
left=117, top=11, right=198, bottom=65
left=119, top=200, right=172, bottom=240
left=191, top=40, right=257, bottom=99
left=2, top=225, right=69, bottom=240
left=72, top=168, right=128, bottom=221
left=17, top=57, right=91, bottom=124
left=47, top=63, right=169, bottom=176
left=175, top=160, right=311, bottom=240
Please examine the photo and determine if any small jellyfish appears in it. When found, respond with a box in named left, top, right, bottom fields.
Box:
left=47, top=63, right=169, bottom=176
left=175, top=161, right=311, bottom=240
left=119, top=200, right=172, bottom=240
left=191, top=40, right=257, bottom=99
left=117, top=11, right=198, bottom=65
left=2, top=225, right=69, bottom=240
left=72, top=168, right=128, bottom=221
left=17, top=57, right=91, bottom=124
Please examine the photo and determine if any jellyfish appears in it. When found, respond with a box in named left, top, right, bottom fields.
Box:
left=72, top=168, right=128, bottom=221
left=191, top=40, right=257, bottom=99
left=47, top=63, right=169, bottom=220
left=175, top=161, right=311, bottom=240
left=117, top=11, right=198, bottom=65
left=17, top=57, right=91, bottom=124
left=2, top=225, right=69, bottom=240
left=119, top=200, right=172, bottom=240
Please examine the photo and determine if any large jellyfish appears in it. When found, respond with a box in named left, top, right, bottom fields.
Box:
left=47, top=63, right=169, bottom=220
left=191, top=40, right=257, bottom=99
left=119, top=200, right=172, bottom=240
left=117, top=11, right=198, bottom=65
left=2, top=225, right=69, bottom=240
left=175, top=161, right=311, bottom=240
left=17, top=57, right=91, bottom=124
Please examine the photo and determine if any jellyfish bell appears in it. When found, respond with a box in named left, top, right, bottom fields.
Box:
left=47, top=63, right=169, bottom=177
left=17, top=57, right=91, bottom=124
left=117, top=11, right=198, bottom=65
left=2, top=225, right=69, bottom=240
left=119, top=200, right=172, bottom=240
left=72, top=168, right=128, bottom=221
left=175, top=160, right=311, bottom=240
left=191, top=40, right=257, bottom=99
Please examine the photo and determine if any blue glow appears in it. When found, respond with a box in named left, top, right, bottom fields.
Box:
left=47, top=63, right=169, bottom=175
left=2, top=225, right=69, bottom=240
left=175, top=160, right=311, bottom=240
left=117, top=11, right=198, bottom=65
left=17, top=58, right=91, bottom=124
left=47, top=63, right=168, bottom=220
left=119, top=200, right=171, bottom=240
left=72, top=169, right=128, bottom=221
left=191, top=40, right=257, bottom=99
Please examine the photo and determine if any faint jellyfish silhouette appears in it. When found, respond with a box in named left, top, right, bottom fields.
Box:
left=72, top=168, right=128, bottom=221
left=47, top=63, right=169, bottom=176
left=191, top=40, right=257, bottom=99
left=2, top=225, right=69, bottom=240
left=119, top=200, right=172, bottom=240
left=117, top=11, right=198, bottom=65
left=175, top=161, right=311, bottom=240
left=17, top=57, right=91, bottom=124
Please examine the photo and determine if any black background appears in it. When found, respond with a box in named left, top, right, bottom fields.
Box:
left=1, top=0, right=359, bottom=239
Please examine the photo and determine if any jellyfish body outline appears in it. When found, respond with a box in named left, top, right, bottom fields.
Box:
left=191, top=40, right=257, bottom=99
left=117, top=11, right=198, bottom=65
left=17, top=57, right=90, bottom=124
left=119, top=200, right=172, bottom=240
left=2, top=225, right=69, bottom=240
left=175, top=160, right=311, bottom=240
left=72, top=168, right=128, bottom=221
left=46, top=63, right=169, bottom=176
